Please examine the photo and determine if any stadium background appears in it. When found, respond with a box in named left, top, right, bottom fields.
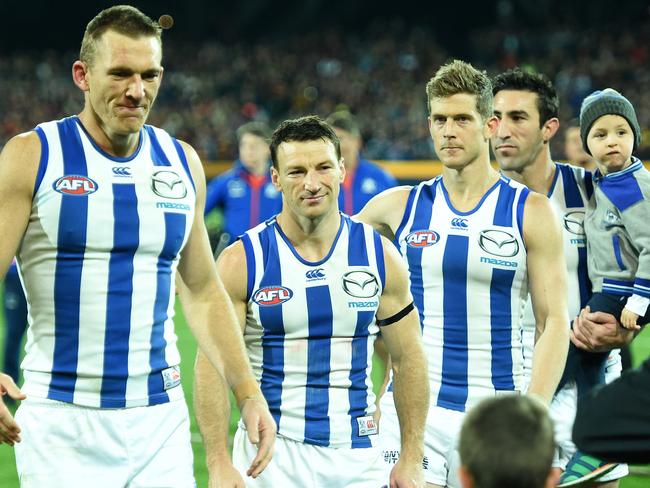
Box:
left=2, top=0, right=650, bottom=485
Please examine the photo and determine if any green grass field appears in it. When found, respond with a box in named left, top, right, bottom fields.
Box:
left=1, top=299, right=649, bottom=487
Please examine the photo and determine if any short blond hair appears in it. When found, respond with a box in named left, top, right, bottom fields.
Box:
left=426, top=60, right=493, bottom=120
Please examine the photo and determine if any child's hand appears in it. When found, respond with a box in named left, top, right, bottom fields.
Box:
left=621, top=307, right=641, bottom=331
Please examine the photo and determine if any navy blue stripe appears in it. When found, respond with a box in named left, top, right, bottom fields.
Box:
left=493, top=181, right=515, bottom=226
left=48, top=118, right=89, bottom=402
left=406, top=183, right=436, bottom=333
left=612, top=235, right=626, bottom=270
left=373, top=231, right=386, bottom=289
left=577, top=246, right=591, bottom=308
left=346, top=224, right=373, bottom=447
left=304, top=284, right=333, bottom=446
left=347, top=219, right=370, bottom=266
left=33, top=127, right=49, bottom=195
left=490, top=268, right=516, bottom=390
left=258, top=228, right=284, bottom=428
left=148, top=212, right=187, bottom=404
left=241, top=234, right=256, bottom=301
left=439, top=235, right=469, bottom=410
left=172, top=138, right=196, bottom=191
left=584, top=172, right=594, bottom=200
left=560, top=164, right=585, bottom=208
left=101, top=184, right=139, bottom=407
left=547, top=164, right=561, bottom=198
left=146, top=126, right=172, bottom=166
left=516, top=188, right=529, bottom=242
left=393, top=185, right=419, bottom=249
left=348, top=310, right=374, bottom=448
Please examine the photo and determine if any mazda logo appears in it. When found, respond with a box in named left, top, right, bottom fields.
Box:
left=342, top=270, right=380, bottom=298
left=563, top=211, right=585, bottom=236
left=151, top=170, right=187, bottom=199
left=478, top=229, right=519, bottom=257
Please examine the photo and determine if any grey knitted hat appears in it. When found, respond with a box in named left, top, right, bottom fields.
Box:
left=579, top=88, right=641, bottom=155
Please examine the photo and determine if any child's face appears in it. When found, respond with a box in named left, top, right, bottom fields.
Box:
left=586, top=114, right=634, bottom=175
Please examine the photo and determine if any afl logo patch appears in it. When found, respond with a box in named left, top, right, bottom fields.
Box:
left=405, top=230, right=440, bottom=248
left=53, top=175, right=98, bottom=195
left=253, top=286, right=293, bottom=306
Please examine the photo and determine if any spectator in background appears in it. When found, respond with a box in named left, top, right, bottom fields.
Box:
left=2, top=259, right=28, bottom=402
left=326, top=111, right=396, bottom=215
left=564, top=118, right=597, bottom=172
left=204, top=122, right=282, bottom=246
left=458, top=395, right=558, bottom=488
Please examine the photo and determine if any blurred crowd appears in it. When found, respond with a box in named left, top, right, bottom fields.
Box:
left=2, top=20, right=650, bottom=161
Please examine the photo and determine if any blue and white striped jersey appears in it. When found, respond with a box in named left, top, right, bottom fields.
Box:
left=394, top=175, right=529, bottom=412
left=18, top=116, right=195, bottom=408
left=521, top=163, right=593, bottom=378
left=240, top=214, right=385, bottom=448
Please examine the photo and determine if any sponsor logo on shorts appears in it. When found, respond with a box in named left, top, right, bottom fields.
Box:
left=53, top=175, right=98, bottom=196
left=253, top=286, right=293, bottom=306
left=405, top=230, right=440, bottom=248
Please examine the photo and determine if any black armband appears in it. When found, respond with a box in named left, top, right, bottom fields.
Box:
left=376, top=302, right=415, bottom=327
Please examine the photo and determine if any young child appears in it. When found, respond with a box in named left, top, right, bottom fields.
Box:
left=571, top=88, right=650, bottom=392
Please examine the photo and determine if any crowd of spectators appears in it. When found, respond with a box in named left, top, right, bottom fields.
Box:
left=2, top=20, right=650, bottom=162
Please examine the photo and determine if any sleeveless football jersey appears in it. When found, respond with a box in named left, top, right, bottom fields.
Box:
left=241, top=214, right=385, bottom=448
left=521, top=163, right=593, bottom=378
left=394, top=175, right=529, bottom=412
left=18, top=116, right=195, bottom=408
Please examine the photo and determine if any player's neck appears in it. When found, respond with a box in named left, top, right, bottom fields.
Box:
left=442, top=154, right=500, bottom=212
left=276, top=208, right=341, bottom=261
left=77, top=109, right=141, bottom=158
left=503, top=150, right=556, bottom=195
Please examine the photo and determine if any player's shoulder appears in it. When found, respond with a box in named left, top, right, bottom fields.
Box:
left=1, top=130, right=43, bottom=172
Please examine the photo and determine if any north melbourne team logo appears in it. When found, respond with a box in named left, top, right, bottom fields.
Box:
left=151, top=170, right=187, bottom=199
left=405, top=230, right=440, bottom=248
left=563, top=211, right=585, bottom=235
left=253, top=286, right=293, bottom=306
left=478, top=229, right=519, bottom=257
left=53, top=175, right=98, bottom=196
left=342, top=270, right=380, bottom=298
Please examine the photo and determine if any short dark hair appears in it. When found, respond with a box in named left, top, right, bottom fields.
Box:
left=459, top=396, right=555, bottom=488
left=326, top=111, right=361, bottom=138
left=236, top=122, right=271, bottom=143
left=492, top=68, right=559, bottom=127
left=426, top=60, right=493, bottom=121
left=80, top=5, right=162, bottom=66
left=270, top=116, right=341, bottom=169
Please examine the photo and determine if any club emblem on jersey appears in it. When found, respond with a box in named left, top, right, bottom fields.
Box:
left=405, top=230, right=440, bottom=248
left=151, top=170, right=187, bottom=199
left=253, top=286, right=293, bottom=306
left=342, top=270, right=380, bottom=298
left=563, top=211, right=585, bottom=235
left=478, top=229, right=519, bottom=257
left=53, top=175, right=98, bottom=196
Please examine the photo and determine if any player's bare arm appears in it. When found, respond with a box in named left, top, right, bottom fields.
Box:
left=377, top=236, right=428, bottom=488
left=355, top=186, right=412, bottom=240
left=524, top=192, right=570, bottom=405
left=0, top=132, right=39, bottom=444
left=175, top=141, right=275, bottom=477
